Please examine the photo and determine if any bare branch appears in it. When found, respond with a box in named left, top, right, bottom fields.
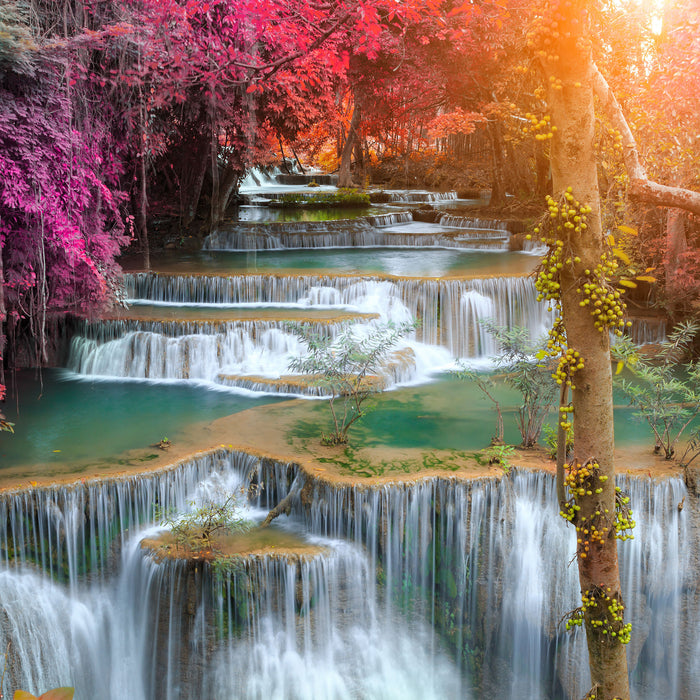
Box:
left=591, top=64, right=700, bottom=216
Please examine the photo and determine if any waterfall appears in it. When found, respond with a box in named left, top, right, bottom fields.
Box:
left=626, top=318, right=667, bottom=345
left=123, top=273, right=550, bottom=359
left=65, top=309, right=445, bottom=387
left=0, top=451, right=696, bottom=698
left=207, top=546, right=464, bottom=699
left=201, top=212, right=511, bottom=251
left=386, top=191, right=458, bottom=202
left=297, top=467, right=699, bottom=699
left=66, top=320, right=341, bottom=383
left=438, top=215, right=511, bottom=231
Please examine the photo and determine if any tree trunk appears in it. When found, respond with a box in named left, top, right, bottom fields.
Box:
left=181, top=138, right=211, bottom=229
left=209, top=111, right=220, bottom=233
left=505, top=139, right=532, bottom=198
left=542, top=3, right=630, bottom=698
left=353, top=137, right=364, bottom=186
left=338, top=104, right=361, bottom=188
left=211, top=167, right=240, bottom=226
left=664, top=209, right=687, bottom=315
left=535, top=141, right=551, bottom=197
left=136, top=91, right=150, bottom=270
left=487, top=119, right=507, bottom=208
left=0, top=244, right=5, bottom=400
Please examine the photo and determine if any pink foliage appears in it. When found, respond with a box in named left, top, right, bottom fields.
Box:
left=0, top=61, right=128, bottom=322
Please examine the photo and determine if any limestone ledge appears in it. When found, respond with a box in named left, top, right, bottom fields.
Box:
left=0, top=397, right=686, bottom=495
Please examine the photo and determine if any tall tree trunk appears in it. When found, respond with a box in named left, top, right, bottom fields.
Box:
left=182, top=139, right=211, bottom=229
left=338, top=104, right=361, bottom=188
left=277, top=133, right=291, bottom=173
left=209, top=110, right=220, bottom=233
left=136, top=87, right=150, bottom=269
left=664, top=209, right=687, bottom=316
left=0, top=244, right=5, bottom=400
left=211, top=167, right=240, bottom=226
left=505, top=140, right=532, bottom=198
left=353, top=137, right=364, bottom=186
left=535, top=141, right=551, bottom=197
left=487, top=119, right=507, bottom=208
left=541, top=3, right=630, bottom=698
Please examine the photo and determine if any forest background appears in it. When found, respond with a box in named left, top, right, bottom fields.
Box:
left=1, top=0, right=699, bottom=397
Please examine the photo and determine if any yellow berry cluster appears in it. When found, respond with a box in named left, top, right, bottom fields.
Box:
left=560, top=460, right=607, bottom=523
left=529, top=190, right=591, bottom=386
left=530, top=188, right=633, bottom=336
left=554, top=346, right=583, bottom=388
left=560, top=460, right=635, bottom=547
left=614, top=486, right=635, bottom=541
left=566, top=586, right=632, bottom=645
left=576, top=254, right=630, bottom=335
left=605, top=126, right=624, bottom=156
left=548, top=74, right=564, bottom=91
left=522, top=113, right=557, bottom=141
left=525, top=0, right=591, bottom=70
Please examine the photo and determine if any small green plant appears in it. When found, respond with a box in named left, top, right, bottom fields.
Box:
left=481, top=444, right=515, bottom=473
left=288, top=321, right=415, bottom=445
left=158, top=491, right=252, bottom=552
left=543, top=422, right=573, bottom=460
left=456, top=321, right=557, bottom=448
left=613, top=320, right=700, bottom=460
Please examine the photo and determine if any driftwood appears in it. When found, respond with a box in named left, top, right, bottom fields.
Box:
left=261, top=485, right=301, bottom=528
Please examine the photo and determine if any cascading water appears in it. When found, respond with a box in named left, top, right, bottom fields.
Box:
left=0, top=451, right=696, bottom=699
left=385, top=190, right=458, bottom=203
left=69, top=269, right=551, bottom=391
left=203, top=212, right=511, bottom=251
left=66, top=319, right=332, bottom=383
left=121, top=272, right=549, bottom=361
left=9, top=164, right=683, bottom=700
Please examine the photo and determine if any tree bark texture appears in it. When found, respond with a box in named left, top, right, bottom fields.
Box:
left=542, top=3, right=630, bottom=698
left=180, top=137, right=211, bottom=228
left=487, top=119, right=507, bottom=208
left=338, top=104, right=361, bottom=188
left=136, top=91, right=150, bottom=269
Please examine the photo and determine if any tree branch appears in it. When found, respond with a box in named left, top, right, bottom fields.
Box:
left=591, top=64, right=700, bottom=216
left=233, top=12, right=352, bottom=84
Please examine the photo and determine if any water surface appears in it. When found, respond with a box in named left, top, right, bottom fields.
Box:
left=127, top=248, right=537, bottom=279
left=0, top=369, right=285, bottom=469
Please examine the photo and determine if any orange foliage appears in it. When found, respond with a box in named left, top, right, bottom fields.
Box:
left=427, top=109, right=485, bottom=138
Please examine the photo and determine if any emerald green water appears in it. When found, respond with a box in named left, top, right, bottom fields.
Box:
left=0, top=369, right=670, bottom=473
left=129, top=249, right=537, bottom=278
left=282, top=375, right=665, bottom=454
left=0, top=370, right=285, bottom=469
left=325, top=375, right=664, bottom=453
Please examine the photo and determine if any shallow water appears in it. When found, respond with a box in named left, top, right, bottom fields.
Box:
left=0, top=369, right=284, bottom=469
left=0, top=370, right=662, bottom=472
left=125, top=248, right=538, bottom=278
